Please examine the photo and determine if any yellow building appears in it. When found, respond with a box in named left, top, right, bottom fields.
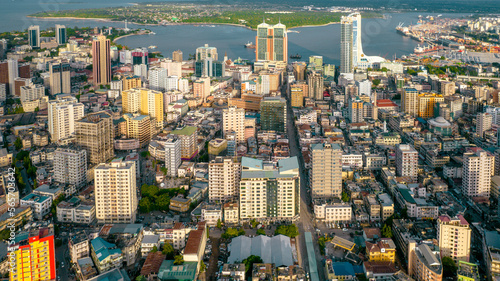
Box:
left=122, top=76, right=141, bottom=91
left=122, top=88, right=164, bottom=127
left=123, top=113, right=153, bottom=147
left=10, top=226, right=57, bottom=281
left=291, top=86, right=304, bottom=107
left=418, top=92, right=444, bottom=118
left=366, top=238, right=397, bottom=263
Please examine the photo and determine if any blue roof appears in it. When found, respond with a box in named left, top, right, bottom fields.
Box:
left=398, top=188, right=416, bottom=204
left=158, top=260, right=197, bottom=280
left=278, top=156, right=299, bottom=173
left=21, top=193, right=50, bottom=203
left=241, top=157, right=263, bottom=170
left=91, top=237, right=121, bottom=262
left=331, top=262, right=356, bottom=277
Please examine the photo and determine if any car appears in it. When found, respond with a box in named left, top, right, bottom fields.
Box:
left=342, top=228, right=348, bottom=232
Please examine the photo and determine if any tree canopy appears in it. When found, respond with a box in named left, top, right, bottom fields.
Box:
left=274, top=224, right=299, bottom=238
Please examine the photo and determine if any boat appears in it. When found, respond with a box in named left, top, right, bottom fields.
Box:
left=148, top=45, right=157, bottom=49
left=244, top=41, right=256, bottom=49
left=414, top=44, right=442, bottom=54
left=290, top=53, right=302, bottom=59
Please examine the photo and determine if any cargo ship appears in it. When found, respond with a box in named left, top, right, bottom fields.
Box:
left=414, top=44, right=442, bottom=54
left=244, top=42, right=256, bottom=49
left=290, top=53, right=302, bottom=59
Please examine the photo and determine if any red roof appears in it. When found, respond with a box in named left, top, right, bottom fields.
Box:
left=377, top=99, right=398, bottom=107
left=184, top=229, right=204, bottom=255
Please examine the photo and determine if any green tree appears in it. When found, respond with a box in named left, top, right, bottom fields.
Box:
left=142, top=184, right=159, bottom=198
left=151, top=245, right=158, bottom=253
left=160, top=166, right=168, bottom=175
left=138, top=197, right=153, bottom=213
left=401, top=207, right=409, bottom=219
left=242, top=255, right=263, bottom=278
left=156, top=193, right=171, bottom=212
left=341, top=192, right=350, bottom=202
left=136, top=276, right=147, bottom=281
left=14, top=137, right=22, bottom=150
left=250, top=219, right=259, bottom=228
left=174, top=255, right=184, bottom=265
left=222, top=227, right=240, bottom=239
left=140, top=151, right=150, bottom=158
left=216, top=219, right=222, bottom=229
left=381, top=224, right=393, bottom=238
left=256, top=228, right=266, bottom=236
left=162, top=242, right=175, bottom=259
left=442, top=256, right=457, bottom=278
left=275, top=224, right=299, bottom=238
left=200, top=261, right=206, bottom=273
left=372, top=79, right=381, bottom=86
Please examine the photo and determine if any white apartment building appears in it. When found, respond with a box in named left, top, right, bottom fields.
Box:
left=48, top=95, right=84, bottom=142
left=164, top=135, right=181, bottom=177
left=166, top=76, right=178, bottom=91
left=462, top=148, right=494, bottom=198
left=201, top=205, right=223, bottom=226
left=57, top=200, right=95, bottom=224
left=54, top=147, right=87, bottom=188
left=342, top=153, right=363, bottom=168
left=94, top=162, right=137, bottom=224
left=310, top=143, right=342, bottom=199
left=223, top=106, right=245, bottom=142
left=20, top=84, right=44, bottom=102
left=148, top=67, right=168, bottom=91
left=209, top=157, right=241, bottom=203
left=396, top=144, right=419, bottom=182
left=437, top=215, right=471, bottom=263
left=20, top=193, right=52, bottom=220
left=314, top=202, right=352, bottom=222
left=477, top=112, right=493, bottom=138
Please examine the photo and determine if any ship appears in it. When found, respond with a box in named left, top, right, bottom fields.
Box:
left=148, top=45, right=157, bottom=49
left=414, top=44, right=442, bottom=54
left=244, top=41, right=256, bottom=49
left=290, top=53, right=302, bottom=59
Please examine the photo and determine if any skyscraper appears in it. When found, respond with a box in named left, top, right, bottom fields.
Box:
left=92, top=34, right=112, bottom=86
left=223, top=106, right=245, bottom=142
left=75, top=111, right=114, bottom=165
left=0, top=59, right=29, bottom=96
left=437, top=215, right=471, bottom=263
left=48, top=95, right=85, bottom=142
left=54, top=147, right=87, bottom=188
left=123, top=113, right=153, bottom=147
left=95, top=161, right=137, bottom=224
left=476, top=112, right=492, bottom=138
left=171, top=126, right=198, bottom=160
left=340, top=13, right=385, bottom=73
left=55, top=24, right=67, bottom=45
left=256, top=22, right=288, bottom=62
left=349, top=97, right=364, bottom=123
left=172, top=50, right=183, bottom=62
left=402, top=87, right=419, bottom=117
left=307, top=71, right=324, bottom=100
left=260, top=97, right=286, bottom=132
left=209, top=157, right=241, bottom=203
left=164, top=134, right=181, bottom=177
left=148, top=67, right=168, bottom=91
left=417, top=93, right=444, bottom=118
left=462, top=148, right=494, bottom=199
left=28, top=25, right=40, bottom=49
left=395, top=144, right=419, bottom=182
left=310, top=143, right=342, bottom=199
left=49, top=62, right=71, bottom=95
left=196, top=44, right=218, bottom=61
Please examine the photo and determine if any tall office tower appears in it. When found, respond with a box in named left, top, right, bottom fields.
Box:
left=417, top=93, right=444, bottom=118
left=260, top=97, right=286, bottom=132
left=49, top=62, right=71, bottom=95
left=20, top=84, right=44, bottom=102
left=75, top=111, right=114, bottom=165
left=309, top=55, right=323, bottom=70
left=131, top=48, right=149, bottom=65
left=462, top=148, right=494, bottom=199
left=123, top=113, right=152, bottom=147
left=193, top=77, right=211, bottom=101
left=349, top=97, right=364, bottom=123
left=9, top=226, right=57, bottom=281
left=122, top=88, right=164, bottom=127
left=196, top=44, right=218, bottom=61
left=28, top=25, right=40, bottom=48
left=172, top=50, right=183, bottom=62
left=48, top=95, right=84, bottom=142
left=55, top=24, right=67, bottom=45
left=476, top=112, right=492, bottom=138
left=395, top=144, right=419, bottom=182
left=164, top=135, right=181, bottom=177
left=402, top=87, right=419, bottom=116
left=95, top=161, right=137, bottom=224
left=255, top=22, right=288, bottom=62
left=292, top=62, right=307, bottom=81
left=92, top=34, right=112, bottom=86
left=54, top=147, right=87, bottom=188
left=308, top=71, right=324, bottom=100
left=171, top=126, right=198, bottom=160
left=195, top=59, right=225, bottom=77
left=239, top=157, right=300, bottom=220
left=437, top=215, right=471, bottom=263
left=209, top=157, right=241, bottom=203
left=223, top=106, right=245, bottom=142
left=340, top=13, right=385, bottom=73
left=1, top=59, right=16, bottom=95
left=310, top=143, right=342, bottom=199
left=148, top=67, right=168, bottom=91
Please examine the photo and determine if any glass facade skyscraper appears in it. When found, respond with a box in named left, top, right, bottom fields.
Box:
left=256, top=22, right=288, bottom=62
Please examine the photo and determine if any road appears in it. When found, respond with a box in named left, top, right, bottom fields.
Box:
left=283, top=83, right=326, bottom=280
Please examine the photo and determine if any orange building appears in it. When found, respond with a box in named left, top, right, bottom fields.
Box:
left=255, top=22, right=288, bottom=62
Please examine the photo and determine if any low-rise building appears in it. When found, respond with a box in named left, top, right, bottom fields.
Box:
left=20, top=193, right=52, bottom=220
left=90, top=237, right=123, bottom=274
left=201, top=204, right=222, bottom=226
left=141, top=235, right=160, bottom=257
left=314, top=202, right=352, bottom=222
left=366, top=238, right=397, bottom=263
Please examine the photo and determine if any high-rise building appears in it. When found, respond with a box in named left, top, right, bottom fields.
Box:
left=171, top=126, right=198, bottom=160
left=418, top=93, right=444, bottom=118
left=437, top=215, right=471, bottom=263
left=95, top=161, right=137, bottom=223
left=260, top=97, right=286, bottom=132
left=291, top=86, right=304, bottom=107
left=349, top=97, right=364, bottom=123
left=309, top=55, right=323, bottom=70
left=195, top=59, right=225, bottom=77
left=209, top=157, right=241, bottom=203
left=92, top=34, right=112, bottom=86
left=122, top=113, right=152, bottom=147
left=0, top=59, right=29, bottom=96
left=122, top=75, right=141, bottom=91
left=476, top=112, right=492, bottom=138
left=408, top=243, right=443, bottom=281
left=55, top=24, right=67, bottom=45
left=164, top=135, right=181, bottom=177
left=75, top=111, right=114, bottom=165
left=193, top=77, right=211, bottom=101
left=20, top=83, right=44, bottom=102
left=292, top=62, right=307, bottom=81
left=223, top=106, right=245, bottom=142
left=308, top=71, right=324, bottom=100
left=172, top=50, right=183, bottom=62
left=122, top=88, right=164, bottom=127
left=148, top=67, right=168, bottom=91
left=49, top=62, right=71, bottom=95
left=48, top=95, right=85, bottom=142
left=9, top=226, right=57, bottom=281
left=28, top=25, right=40, bottom=48
left=196, top=44, right=218, bottom=61
left=255, top=22, right=288, bottom=62
left=402, top=88, right=419, bottom=117
left=340, top=13, right=385, bottom=73
left=395, top=144, right=419, bottom=182
left=311, top=143, right=342, bottom=199
left=462, top=148, right=494, bottom=199
left=54, top=147, right=87, bottom=188
left=239, top=157, right=300, bottom=220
